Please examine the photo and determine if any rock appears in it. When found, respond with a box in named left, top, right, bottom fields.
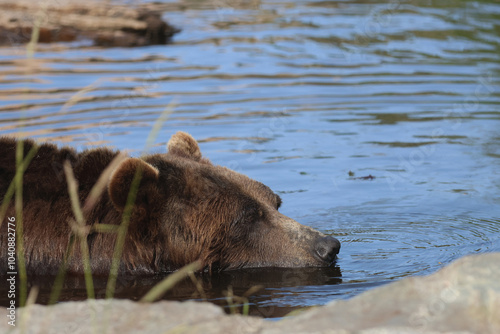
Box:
left=0, top=253, right=498, bottom=333
left=269, top=252, right=500, bottom=333
left=0, top=0, right=179, bottom=47
left=1, top=299, right=266, bottom=334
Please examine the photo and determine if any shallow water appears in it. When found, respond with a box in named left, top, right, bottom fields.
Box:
left=1, top=0, right=499, bottom=318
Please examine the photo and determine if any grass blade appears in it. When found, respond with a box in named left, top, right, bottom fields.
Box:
left=0, top=144, right=38, bottom=229
left=15, top=139, right=27, bottom=307
left=140, top=261, right=202, bottom=303
left=48, top=234, right=76, bottom=305
left=143, top=100, right=176, bottom=154
left=92, top=224, right=120, bottom=234
left=106, top=103, right=176, bottom=298
left=82, top=152, right=128, bottom=214
left=105, top=165, right=143, bottom=299
left=63, top=161, right=95, bottom=300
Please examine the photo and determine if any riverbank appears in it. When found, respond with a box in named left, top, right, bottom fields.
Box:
left=0, top=0, right=179, bottom=47
left=1, top=252, right=499, bottom=333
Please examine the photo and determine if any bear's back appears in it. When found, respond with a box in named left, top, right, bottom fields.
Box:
left=0, top=137, right=117, bottom=203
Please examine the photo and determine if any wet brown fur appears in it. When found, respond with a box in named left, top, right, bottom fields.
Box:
left=0, top=132, right=332, bottom=276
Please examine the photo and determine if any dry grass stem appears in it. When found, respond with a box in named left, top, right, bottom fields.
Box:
left=140, top=261, right=202, bottom=303
left=0, top=143, right=38, bottom=228
left=48, top=235, right=76, bottom=305
left=63, top=161, right=95, bottom=299
left=188, top=271, right=207, bottom=300
left=143, top=100, right=176, bottom=154
left=82, top=151, right=128, bottom=214
left=15, top=139, right=27, bottom=307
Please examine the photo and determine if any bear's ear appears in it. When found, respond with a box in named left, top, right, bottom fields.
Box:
left=108, top=158, right=159, bottom=210
left=167, top=131, right=202, bottom=161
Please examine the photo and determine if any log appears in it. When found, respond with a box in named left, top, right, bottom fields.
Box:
left=0, top=0, right=180, bottom=47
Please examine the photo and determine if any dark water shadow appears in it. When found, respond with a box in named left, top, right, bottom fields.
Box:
left=0, top=266, right=342, bottom=318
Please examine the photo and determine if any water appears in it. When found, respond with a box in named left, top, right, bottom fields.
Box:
left=1, top=0, right=499, bottom=318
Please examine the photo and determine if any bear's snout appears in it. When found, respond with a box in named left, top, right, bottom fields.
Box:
left=314, top=236, right=341, bottom=264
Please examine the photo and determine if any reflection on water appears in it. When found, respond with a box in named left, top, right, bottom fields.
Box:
left=0, top=0, right=499, bottom=318
left=11, top=267, right=342, bottom=317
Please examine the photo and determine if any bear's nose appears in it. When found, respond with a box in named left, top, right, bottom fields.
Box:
left=315, top=236, right=341, bottom=263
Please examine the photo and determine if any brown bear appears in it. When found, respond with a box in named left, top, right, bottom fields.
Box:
left=0, top=132, right=340, bottom=275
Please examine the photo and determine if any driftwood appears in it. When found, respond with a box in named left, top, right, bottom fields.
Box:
left=0, top=0, right=180, bottom=47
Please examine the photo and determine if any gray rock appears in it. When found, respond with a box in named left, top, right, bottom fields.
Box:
left=270, top=252, right=500, bottom=334
left=1, top=299, right=266, bottom=334
left=1, top=252, right=498, bottom=334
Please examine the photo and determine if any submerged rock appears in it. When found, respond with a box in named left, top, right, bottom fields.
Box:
left=0, top=0, right=179, bottom=47
left=0, top=252, right=498, bottom=333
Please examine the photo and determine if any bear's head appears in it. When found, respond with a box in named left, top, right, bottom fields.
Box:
left=108, top=132, right=340, bottom=272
